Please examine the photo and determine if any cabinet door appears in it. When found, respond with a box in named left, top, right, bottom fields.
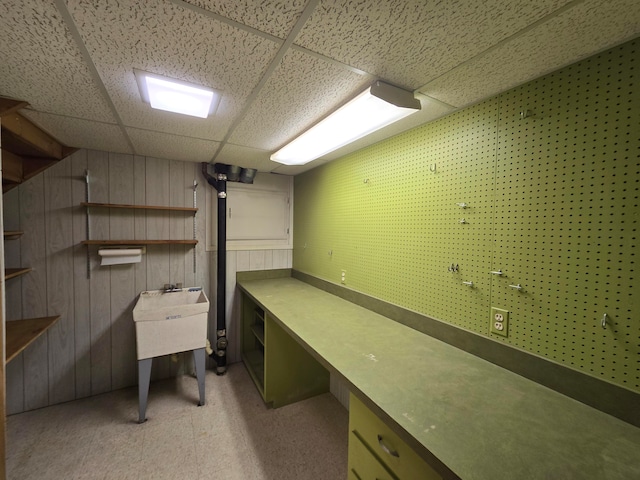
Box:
left=227, top=188, right=289, bottom=241
left=226, top=173, right=292, bottom=249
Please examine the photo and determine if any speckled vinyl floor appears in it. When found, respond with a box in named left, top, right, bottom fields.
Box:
left=6, top=363, right=348, bottom=480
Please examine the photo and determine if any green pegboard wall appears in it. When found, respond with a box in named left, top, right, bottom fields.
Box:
left=295, top=99, right=499, bottom=330
left=294, top=38, right=639, bottom=392
left=493, top=40, right=639, bottom=387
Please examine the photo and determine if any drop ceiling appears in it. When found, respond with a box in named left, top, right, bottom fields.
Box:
left=0, top=0, right=638, bottom=175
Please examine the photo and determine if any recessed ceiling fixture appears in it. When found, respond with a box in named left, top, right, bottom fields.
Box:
left=134, top=69, right=220, bottom=118
left=271, top=81, right=421, bottom=166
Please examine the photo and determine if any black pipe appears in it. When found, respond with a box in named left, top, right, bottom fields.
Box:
left=201, top=163, right=228, bottom=375
left=201, top=162, right=256, bottom=375
left=215, top=175, right=228, bottom=375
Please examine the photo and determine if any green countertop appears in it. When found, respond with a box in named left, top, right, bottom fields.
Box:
left=238, top=277, right=640, bottom=480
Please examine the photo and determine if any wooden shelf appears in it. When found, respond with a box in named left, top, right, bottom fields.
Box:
left=81, top=202, right=197, bottom=213
left=5, top=267, right=32, bottom=280
left=243, top=349, right=265, bottom=394
left=81, top=198, right=198, bottom=275
left=3, top=230, right=24, bottom=238
left=82, top=239, right=197, bottom=246
left=6, top=316, right=61, bottom=363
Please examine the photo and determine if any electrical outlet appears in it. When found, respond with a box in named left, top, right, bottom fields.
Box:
left=490, top=307, right=509, bottom=337
left=341, top=270, right=346, bottom=284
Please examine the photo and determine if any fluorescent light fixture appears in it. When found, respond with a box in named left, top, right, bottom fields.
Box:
left=271, top=81, right=421, bottom=165
left=134, top=69, right=220, bottom=118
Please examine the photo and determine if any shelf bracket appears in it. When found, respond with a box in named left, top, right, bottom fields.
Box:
left=193, top=179, right=198, bottom=275
left=85, top=170, right=91, bottom=279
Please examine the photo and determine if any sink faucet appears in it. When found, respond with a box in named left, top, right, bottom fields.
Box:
left=163, top=283, right=183, bottom=292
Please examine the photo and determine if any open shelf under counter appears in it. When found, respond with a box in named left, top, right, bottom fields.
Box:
left=250, top=323, right=265, bottom=346
left=243, top=349, right=265, bottom=395
left=6, top=316, right=61, bottom=363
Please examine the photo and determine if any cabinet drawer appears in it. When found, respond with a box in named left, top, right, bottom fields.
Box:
left=348, top=432, right=398, bottom=480
left=349, top=394, right=441, bottom=480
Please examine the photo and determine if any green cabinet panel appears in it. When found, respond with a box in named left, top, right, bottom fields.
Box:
left=240, top=291, right=329, bottom=407
left=349, top=393, right=441, bottom=480
left=348, top=431, right=398, bottom=480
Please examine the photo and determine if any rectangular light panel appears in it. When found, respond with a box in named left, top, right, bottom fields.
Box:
left=135, top=69, right=220, bottom=118
left=271, top=82, right=420, bottom=165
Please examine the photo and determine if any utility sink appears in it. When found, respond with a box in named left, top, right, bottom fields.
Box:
left=133, top=288, right=210, bottom=360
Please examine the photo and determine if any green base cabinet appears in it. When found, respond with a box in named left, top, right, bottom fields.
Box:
left=241, top=292, right=329, bottom=408
left=348, top=393, right=441, bottom=480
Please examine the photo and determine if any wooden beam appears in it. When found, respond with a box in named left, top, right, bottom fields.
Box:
left=62, top=146, right=79, bottom=157
left=22, top=157, right=58, bottom=182
left=0, top=97, right=29, bottom=117
left=1, top=113, right=63, bottom=159
left=0, top=149, right=23, bottom=183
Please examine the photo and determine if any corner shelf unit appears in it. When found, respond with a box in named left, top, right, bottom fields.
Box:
left=3, top=231, right=31, bottom=281
left=3, top=222, right=60, bottom=366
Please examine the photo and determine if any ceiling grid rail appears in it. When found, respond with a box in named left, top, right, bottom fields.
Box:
left=208, top=0, right=321, bottom=164
left=53, top=0, right=137, bottom=155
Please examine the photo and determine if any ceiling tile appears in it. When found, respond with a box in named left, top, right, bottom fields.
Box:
left=0, top=0, right=116, bottom=122
left=417, top=0, right=640, bottom=107
left=294, top=0, right=574, bottom=90
left=126, top=127, right=219, bottom=163
left=229, top=48, right=371, bottom=151
left=66, top=0, right=280, bottom=140
left=21, top=110, right=132, bottom=154
left=181, top=0, right=308, bottom=38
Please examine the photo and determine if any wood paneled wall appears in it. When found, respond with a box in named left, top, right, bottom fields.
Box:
left=3, top=147, right=294, bottom=414
left=3, top=149, right=211, bottom=415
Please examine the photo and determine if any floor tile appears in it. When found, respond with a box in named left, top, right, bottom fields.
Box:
left=6, top=363, right=348, bottom=480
